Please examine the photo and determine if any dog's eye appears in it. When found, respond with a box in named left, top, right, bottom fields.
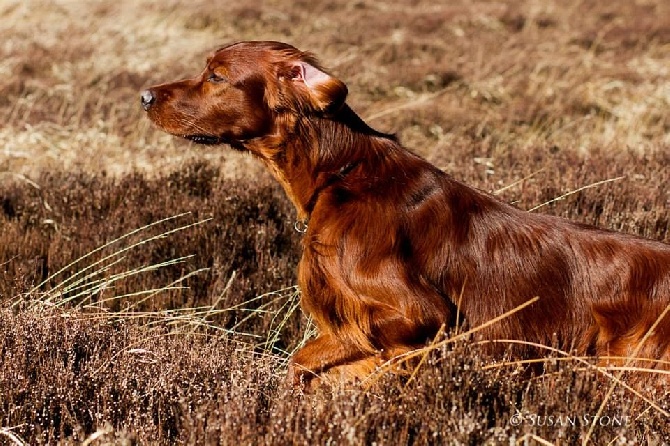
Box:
left=206, top=72, right=227, bottom=84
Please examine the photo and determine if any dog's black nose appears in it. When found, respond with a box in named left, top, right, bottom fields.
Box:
left=140, top=90, right=155, bottom=111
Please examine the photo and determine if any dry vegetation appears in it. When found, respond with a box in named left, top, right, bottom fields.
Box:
left=0, top=0, right=669, bottom=444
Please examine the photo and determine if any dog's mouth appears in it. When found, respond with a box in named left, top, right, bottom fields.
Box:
left=184, top=134, right=224, bottom=145
left=183, top=134, right=246, bottom=151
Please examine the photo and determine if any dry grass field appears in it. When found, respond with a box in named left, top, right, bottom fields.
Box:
left=1, top=0, right=669, bottom=444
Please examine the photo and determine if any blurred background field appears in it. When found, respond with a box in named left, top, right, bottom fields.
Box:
left=0, top=0, right=669, bottom=444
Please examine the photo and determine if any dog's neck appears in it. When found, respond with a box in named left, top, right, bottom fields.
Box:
left=246, top=105, right=396, bottom=221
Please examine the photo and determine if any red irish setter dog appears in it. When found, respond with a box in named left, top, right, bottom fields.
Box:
left=142, top=41, right=670, bottom=387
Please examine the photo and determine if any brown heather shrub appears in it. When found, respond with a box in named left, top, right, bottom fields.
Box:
left=1, top=306, right=668, bottom=445
left=1, top=152, right=669, bottom=444
left=0, top=162, right=308, bottom=357
left=2, top=149, right=668, bottom=307
left=0, top=161, right=300, bottom=302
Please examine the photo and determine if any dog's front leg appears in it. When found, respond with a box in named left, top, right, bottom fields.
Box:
left=287, top=332, right=371, bottom=389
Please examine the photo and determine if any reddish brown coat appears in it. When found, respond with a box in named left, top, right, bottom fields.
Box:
left=143, top=41, right=670, bottom=387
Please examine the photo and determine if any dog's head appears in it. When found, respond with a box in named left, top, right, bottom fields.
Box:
left=141, top=41, right=348, bottom=148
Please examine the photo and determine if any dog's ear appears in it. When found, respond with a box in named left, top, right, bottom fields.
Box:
left=284, top=61, right=348, bottom=114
